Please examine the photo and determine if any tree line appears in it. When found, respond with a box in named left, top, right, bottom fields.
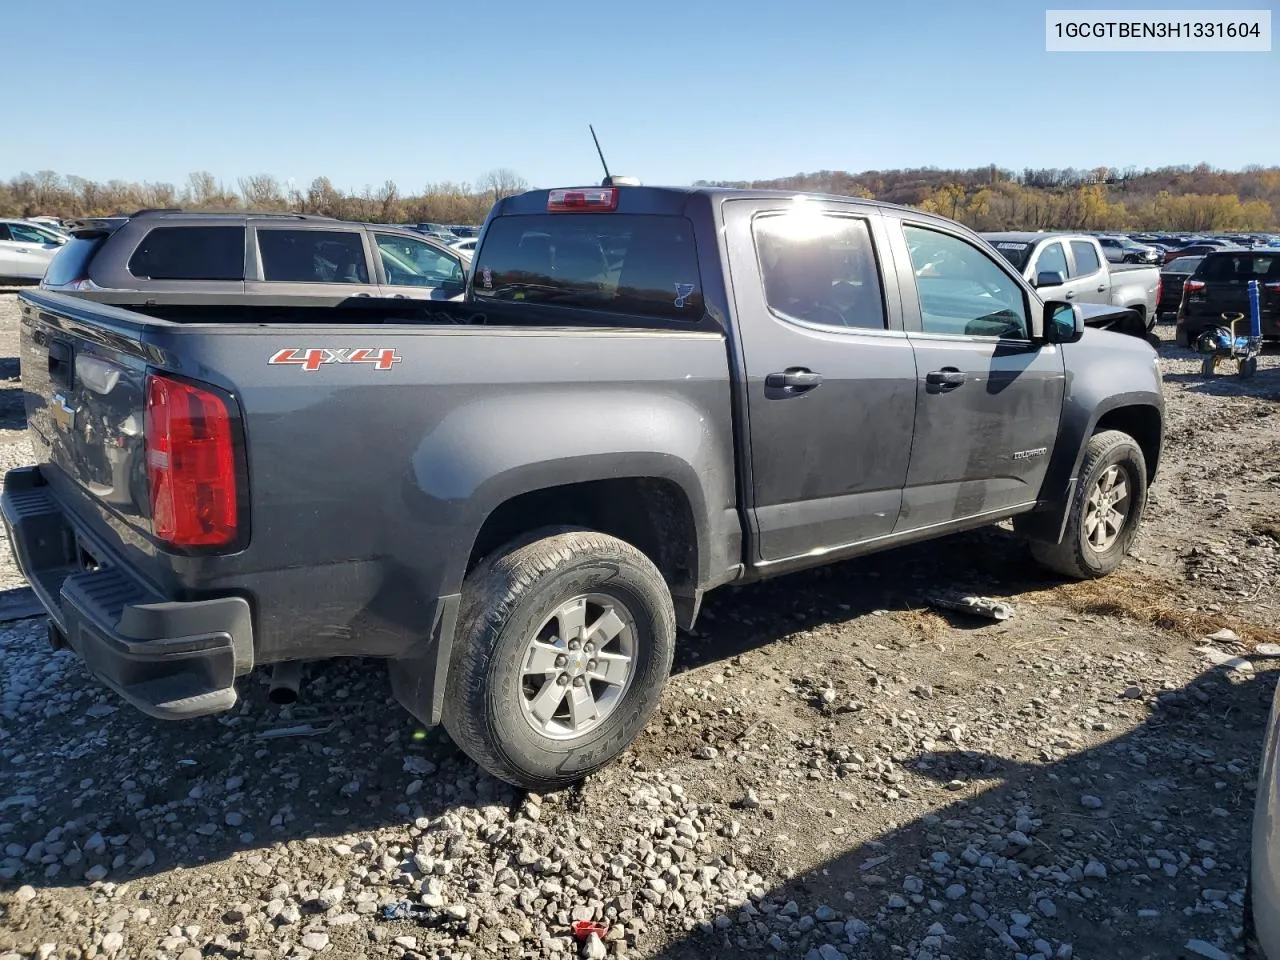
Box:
left=697, top=163, right=1280, bottom=231
left=0, top=169, right=530, bottom=226
left=4, top=162, right=1278, bottom=232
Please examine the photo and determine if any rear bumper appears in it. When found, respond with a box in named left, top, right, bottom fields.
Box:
left=1, top=466, right=253, bottom=719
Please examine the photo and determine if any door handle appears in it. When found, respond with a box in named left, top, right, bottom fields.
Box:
left=354, top=292, right=372, bottom=298
left=764, top=368, right=823, bottom=393
left=925, top=368, right=965, bottom=388
left=1065, top=291, right=1075, bottom=299
left=1097, top=284, right=1107, bottom=292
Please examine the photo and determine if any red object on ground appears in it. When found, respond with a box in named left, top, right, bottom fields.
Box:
left=572, top=921, right=608, bottom=941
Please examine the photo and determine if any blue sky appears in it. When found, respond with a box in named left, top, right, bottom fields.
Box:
left=6, top=0, right=1275, bottom=191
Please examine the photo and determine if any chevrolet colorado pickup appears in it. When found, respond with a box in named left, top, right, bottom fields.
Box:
left=3, top=186, right=1165, bottom=790
left=981, top=232, right=1161, bottom=341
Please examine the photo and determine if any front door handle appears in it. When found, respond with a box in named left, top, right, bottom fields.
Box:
left=1097, top=284, right=1107, bottom=292
left=765, top=368, right=823, bottom=389
left=1065, top=290, right=1075, bottom=299
left=925, top=368, right=966, bottom=388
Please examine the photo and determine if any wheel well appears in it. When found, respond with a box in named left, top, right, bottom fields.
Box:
left=1094, top=405, right=1161, bottom=481
left=468, top=478, right=699, bottom=594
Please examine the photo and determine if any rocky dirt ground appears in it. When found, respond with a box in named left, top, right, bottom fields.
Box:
left=0, top=291, right=1278, bottom=960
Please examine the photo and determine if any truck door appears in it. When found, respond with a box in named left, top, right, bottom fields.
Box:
left=1027, top=241, right=1081, bottom=303
left=886, top=216, right=1066, bottom=530
left=1067, top=239, right=1111, bottom=305
left=721, top=198, right=918, bottom=564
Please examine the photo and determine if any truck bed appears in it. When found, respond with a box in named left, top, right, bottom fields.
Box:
left=8, top=290, right=738, bottom=716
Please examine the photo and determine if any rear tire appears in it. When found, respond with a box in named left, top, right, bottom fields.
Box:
left=442, top=528, right=675, bottom=790
left=1029, top=430, right=1148, bottom=580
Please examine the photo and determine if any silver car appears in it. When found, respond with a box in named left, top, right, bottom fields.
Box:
left=1251, top=676, right=1280, bottom=957
left=0, top=218, right=66, bottom=282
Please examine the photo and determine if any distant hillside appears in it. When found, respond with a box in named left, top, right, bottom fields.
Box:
left=4, top=163, right=1277, bottom=231
left=694, top=164, right=1280, bottom=231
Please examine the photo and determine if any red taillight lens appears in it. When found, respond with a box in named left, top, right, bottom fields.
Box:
left=1265, top=282, right=1280, bottom=293
left=1155, top=276, right=1162, bottom=303
left=1184, top=279, right=1206, bottom=293
left=145, top=373, right=238, bottom=548
left=547, top=187, right=618, bottom=212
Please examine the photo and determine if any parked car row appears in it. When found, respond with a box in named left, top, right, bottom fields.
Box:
left=0, top=218, right=69, bottom=283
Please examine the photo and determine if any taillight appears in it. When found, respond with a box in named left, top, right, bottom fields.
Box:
left=1155, top=276, right=1162, bottom=304
left=1184, top=279, right=1206, bottom=294
left=1265, top=282, right=1280, bottom=293
left=547, top=187, right=618, bottom=212
left=145, top=373, right=238, bottom=548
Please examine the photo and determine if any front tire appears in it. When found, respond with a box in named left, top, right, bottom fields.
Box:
left=442, top=528, right=675, bottom=790
left=1030, top=430, right=1148, bottom=579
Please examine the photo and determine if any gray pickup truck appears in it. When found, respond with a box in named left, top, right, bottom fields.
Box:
left=981, top=232, right=1162, bottom=341
left=3, top=186, right=1165, bottom=790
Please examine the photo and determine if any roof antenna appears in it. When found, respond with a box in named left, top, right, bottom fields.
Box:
left=589, top=124, right=640, bottom=187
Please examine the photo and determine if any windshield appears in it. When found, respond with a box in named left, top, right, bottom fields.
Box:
left=1165, top=256, right=1203, bottom=273
left=987, top=240, right=1033, bottom=271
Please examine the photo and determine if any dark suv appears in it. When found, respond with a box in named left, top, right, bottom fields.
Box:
left=41, top=210, right=468, bottom=314
left=1175, top=249, right=1280, bottom=346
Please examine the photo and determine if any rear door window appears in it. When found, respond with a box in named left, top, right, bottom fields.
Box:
left=753, top=212, right=887, bottom=330
left=128, top=226, right=245, bottom=280
left=258, top=229, right=370, bottom=283
left=1069, top=241, right=1102, bottom=276
left=473, top=214, right=703, bottom=320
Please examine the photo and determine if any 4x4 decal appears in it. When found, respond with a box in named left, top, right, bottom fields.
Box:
left=268, top=348, right=402, bottom=372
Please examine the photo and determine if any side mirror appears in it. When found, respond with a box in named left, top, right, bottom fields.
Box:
left=1035, top=270, right=1066, bottom=288
left=1043, top=301, right=1085, bottom=344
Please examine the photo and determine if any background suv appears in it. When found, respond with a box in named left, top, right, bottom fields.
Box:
left=41, top=210, right=468, bottom=312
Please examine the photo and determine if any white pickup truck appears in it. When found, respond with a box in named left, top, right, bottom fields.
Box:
left=982, top=232, right=1161, bottom=342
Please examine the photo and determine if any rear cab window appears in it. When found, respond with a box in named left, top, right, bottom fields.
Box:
left=1199, top=252, right=1279, bottom=283
left=128, top=226, right=245, bottom=281
left=471, top=214, right=703, bottom=322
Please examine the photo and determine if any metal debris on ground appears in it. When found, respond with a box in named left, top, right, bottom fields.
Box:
left=928, top=594, right=1015, bottom=621
left=253, top=722, right=336, bottom=740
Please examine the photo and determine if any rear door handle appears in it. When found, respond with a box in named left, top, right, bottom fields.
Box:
left=764, top=368, right=823, bottom=394
left=925, top=369, right=965, bottom=387
left=1097, top=284, right=1107, bottom=292
left=1065, top=291, right=1075, bottom=299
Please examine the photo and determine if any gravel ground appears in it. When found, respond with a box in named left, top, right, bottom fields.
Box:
left=0, top=292, right=1278, bottom=960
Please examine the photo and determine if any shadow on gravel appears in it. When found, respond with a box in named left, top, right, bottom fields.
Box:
left=675, top=525, right=1059, bottom=676
left=1160, top=369, right=1280, bottom=400
left=3, top=523, right=1270, bottom=960
left=657, top=660, right=1276, bottom=960
left=4, top=525, right=1068, bottom=898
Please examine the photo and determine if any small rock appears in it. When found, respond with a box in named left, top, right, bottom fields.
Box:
left=1205, top=628, right=1240, bottom=643
left=100, top=933, right=124, bottom=955
left=1084, top=861, right=1107, bottom=880
left=1121, top=685, right=1142, bottom=699
left=1080, top=795, right=1103, bottom=810
left=15, top=885, right=35, bottom=904
left=393, top=936, right=417, bottom=951
left=1037, top=899, right=1057, bottom=918
left=1184, top=940, right=1232, bottom=960
left=945, top=884, right=966, bottom=900
left=585, top=933, right=608, bottom=960
left=694, top=745, right=719, bottom=760
left=887, top=895, right=908, bottom=910
left=300, top=932, right=329, bottom=951
left=1256, top=643, right=1280, bottom=658
left=1198, top=647, right=1254, bottom=674
left=402, top=756, right=436, bottom=776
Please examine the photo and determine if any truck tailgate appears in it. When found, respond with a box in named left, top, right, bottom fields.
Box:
left=20, top=292, right=156, bottom=536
